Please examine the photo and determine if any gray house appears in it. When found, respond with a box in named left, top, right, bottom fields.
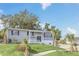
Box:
left=5, top=28, right=53, bottom=44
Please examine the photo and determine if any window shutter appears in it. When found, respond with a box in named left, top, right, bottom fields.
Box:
left=18, top=31, right=19, bottom=35
left=11, top=30, right=13, bottom=35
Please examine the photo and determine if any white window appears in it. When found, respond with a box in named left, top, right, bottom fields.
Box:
left=44, top=32, right=52, bottom=37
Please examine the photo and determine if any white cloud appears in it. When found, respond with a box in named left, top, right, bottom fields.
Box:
left=67, top=27, right=77, bottom=35
left=41, top=3, right=52, bottom=10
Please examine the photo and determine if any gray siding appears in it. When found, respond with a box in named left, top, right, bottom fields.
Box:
left=6, top=28, right=53, bottom=44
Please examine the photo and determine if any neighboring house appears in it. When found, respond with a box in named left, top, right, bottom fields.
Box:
left=5, top=28, right=53, bottom=44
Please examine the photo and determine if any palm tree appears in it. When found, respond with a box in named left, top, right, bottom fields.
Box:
left=44, top=23, right=50, bottom=31
left=0, top=28, right=7, bottom=43
left=51, top=26, right=56, bottom=46
left=65, top=34, right=77, bottom=52
left=0, top=15, right=10, bottom=28
left=51, top=26, right=61, bottom=46
left=56, top=29, right=61, bottom=46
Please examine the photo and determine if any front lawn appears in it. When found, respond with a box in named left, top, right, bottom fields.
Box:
left=46, top=51, right=79, bottom=56
left=29, top=43, right=64, bottom=54
left=0, top=44, right=64, bottom=56
left=0, top=44, right=24, bottom=56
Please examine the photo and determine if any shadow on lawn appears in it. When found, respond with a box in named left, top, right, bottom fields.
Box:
left=29, top=49, right=38, bottom=54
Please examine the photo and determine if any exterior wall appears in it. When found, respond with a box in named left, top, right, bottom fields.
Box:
left=42, top=39, right=53, bottom=45
left=7, top=28, right=53, bottom=45
left=7, top=29, right=29, bottom=42
left=29, top=31, right=53, bottom=44
left=42, top=32, right=53, bottom=44
left=28, top=31, right=43, bottom=43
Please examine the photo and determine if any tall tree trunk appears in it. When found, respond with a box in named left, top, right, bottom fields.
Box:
left=74, top=46, right=78, bottom=52
left=70, top=42, right=74, bottom=52
left=74, top=43, right=78, bottom=52
left=24, top=48, right=29, bottom=56
left=53, top=39, right=57, bottom=47
left=56, top=40, right=59, bottom=47
left=3, top=33, right=7, bottom=44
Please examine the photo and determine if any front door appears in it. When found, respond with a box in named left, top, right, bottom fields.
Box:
left=37, top=36, right=41, bottom=42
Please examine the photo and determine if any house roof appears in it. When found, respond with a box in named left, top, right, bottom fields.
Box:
left=8, top=28, right=51, bottom=33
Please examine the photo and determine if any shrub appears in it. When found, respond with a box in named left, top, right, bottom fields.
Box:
left=16, top=38, right=30, bottom=56
left=24, top=45, right=29, bottom=56
left=16, top=42, right=26, bottom=52
left=23, top=38, right=28, bottom=44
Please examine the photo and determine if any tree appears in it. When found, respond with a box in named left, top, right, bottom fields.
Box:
left=51, top=26, right=61, bottom=46
left=0, top=28, right=7, bottom=43
left=65, top=34, right=77, bottom=52
left=44, top=23, right=50, bottom=31
left=34, top=22, right=42, bottom=30
left=0, top=15, right=10, bottom=28
left=0, top=9, right=40, bottom=30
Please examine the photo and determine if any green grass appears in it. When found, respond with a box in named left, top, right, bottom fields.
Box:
left=0, top=44, right=24, bottom=56
left=0, top=44, right=64, bottom=56
left=29, top=43, right=64, bottom=54
left=46, top=51, right=79, bottom=56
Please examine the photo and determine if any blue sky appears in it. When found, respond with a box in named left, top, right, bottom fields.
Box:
left=0, top=3, right=79, bottom=37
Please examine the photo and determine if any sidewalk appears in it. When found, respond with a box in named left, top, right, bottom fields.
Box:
left=32, top=50, right=56, bottom=56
